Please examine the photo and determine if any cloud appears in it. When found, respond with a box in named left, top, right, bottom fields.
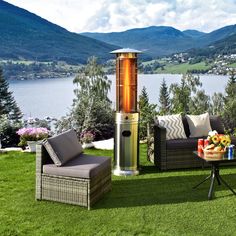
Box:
left=4, top=0, right=236, bottom=33
left=85, top=1, right=173, bottom=32
left=85, top=0, right=236, bottom=32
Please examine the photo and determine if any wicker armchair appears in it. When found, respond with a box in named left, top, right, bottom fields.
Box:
left=35, top=130, right=111, bottom=210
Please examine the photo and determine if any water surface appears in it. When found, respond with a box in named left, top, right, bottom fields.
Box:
left=9, top=74, right=229, bottom=119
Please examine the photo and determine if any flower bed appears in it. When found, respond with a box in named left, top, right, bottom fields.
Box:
left=16, top=127, right=49, bottom=146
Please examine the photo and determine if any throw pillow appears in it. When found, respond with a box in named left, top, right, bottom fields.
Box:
left=186, top=113, right=212, bottom=138
left=42, top=129, right=83, bottom=166
left=157, top=114, right=187, bottom=140
left=209, top=116, right=224, bottom=134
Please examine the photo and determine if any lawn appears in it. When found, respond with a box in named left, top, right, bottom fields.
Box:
left=1, top=145, right=236, bottom=236
left=155, top=62, right=211, bottom=74
left=229, top=62, right=236, bottom=68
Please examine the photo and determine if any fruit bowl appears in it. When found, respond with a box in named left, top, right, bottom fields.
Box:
left=203, top=149, right=226, bottom=159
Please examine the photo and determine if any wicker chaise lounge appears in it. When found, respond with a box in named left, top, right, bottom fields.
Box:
left=36, top=129, right=111, bottom=210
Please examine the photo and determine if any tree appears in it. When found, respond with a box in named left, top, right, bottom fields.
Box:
left=0, top=67, right=22, bottom=147
left=139, top=86, right=149, bottom=109
left=54, top=116, right=73, bottom=134
left=158, top=79, right=170, bottom=115
left=55, top=57, right=113, bottom=139
left=209, top=92, right=224, bottom=115
left=0, top=67, right=22, bottom=122
left=189, top=90, right=211, bottom=115
left=225, top=71, right=236, bottom=99
left=139, top=86, right=157, bottom=140
left=0, top=114, right=21, bottom=147
left=222, top=72, right=236, bottom=130
left=169, top=73, right=202, bottom=114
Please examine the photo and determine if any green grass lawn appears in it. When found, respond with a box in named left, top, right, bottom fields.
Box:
left=1, top=145, right=236, bottom=236
left=229, top=62, right=236, bottom=68
left=155, top=62, right=211, bottom=74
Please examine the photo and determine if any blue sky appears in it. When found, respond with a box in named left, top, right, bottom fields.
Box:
left=5, top=0, right=236, bottom=33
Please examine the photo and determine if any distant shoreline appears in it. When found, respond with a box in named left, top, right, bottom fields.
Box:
left=1, top=57, right=235, bottom=81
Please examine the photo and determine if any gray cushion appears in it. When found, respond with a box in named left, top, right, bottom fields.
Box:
left=43, top=154, right=111, bottom=179
left=166, top=138, right=199, bottom=150
left=210, top=116, right=225, bottom=134
left=42, top=129, right=83, bottom=166
left=186, top=113, right=212, bottom=138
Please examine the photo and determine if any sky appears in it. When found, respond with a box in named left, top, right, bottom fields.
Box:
left=4, top=0, right=236, bottom=33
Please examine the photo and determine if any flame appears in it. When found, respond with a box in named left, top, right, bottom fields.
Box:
left=123, top=58, right=131, bottom=113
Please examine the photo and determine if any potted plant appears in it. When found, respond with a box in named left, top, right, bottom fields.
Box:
left=16, top=127, right=49, bottom=152
left=80, top=130, right=95, bottom=149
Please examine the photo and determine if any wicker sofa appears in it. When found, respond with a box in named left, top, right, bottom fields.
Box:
left=36, top=129, right=111, bottom=210
left=147, top=115, right=236, bottom=170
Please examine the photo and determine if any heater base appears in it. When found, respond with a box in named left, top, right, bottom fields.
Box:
left=114, top=112, right=139, bottom=176
left=113, top=168, right=139, bottom=176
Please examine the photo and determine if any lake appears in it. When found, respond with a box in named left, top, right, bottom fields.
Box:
left=9, top=74, right=229, bottom=119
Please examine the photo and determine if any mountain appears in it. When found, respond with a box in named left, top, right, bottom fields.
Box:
left=182, top=30, right=206, bottom=38
left=211, top=32, right=236, bottom=51
left=198, top=25, right=236, bottom=47
left=0, top=1, right=118, bottom=64
left=82, top=25, right=236, bottom=57
left=1, top=1, right=236, bottom=63
left=82, top=26, right=196, bottom=57
left=187, top=33, right=236, bottom=57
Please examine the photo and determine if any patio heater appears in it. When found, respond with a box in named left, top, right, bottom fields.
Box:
left=110, top=48, right=141, bottom=176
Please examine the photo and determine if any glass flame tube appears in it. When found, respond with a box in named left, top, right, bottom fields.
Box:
left=123, top=58, right=131, bottom=113
left=112, top=50, right=140, bottom=113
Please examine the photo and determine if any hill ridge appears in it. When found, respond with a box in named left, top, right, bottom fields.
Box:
left=82, top=25, right=236, bottom=57
left=0, top=0, right=118, bottom=63
left=1, top=1, right=236, bottom=61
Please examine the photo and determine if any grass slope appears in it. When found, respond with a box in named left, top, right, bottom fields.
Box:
left=0, top=146, right=236, bottom=236
left=229, top=62, right=236, bottom=68
left=156, top=62, right=211, bottom=74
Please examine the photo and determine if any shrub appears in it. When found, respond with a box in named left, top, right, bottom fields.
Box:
left=0, top=115, right=22, bottom=147
left=80, top=130, right=95, bottom=143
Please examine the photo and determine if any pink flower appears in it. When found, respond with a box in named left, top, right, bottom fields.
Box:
left=80, top=130, right=95, bottom=143
left=16, top=127, right=49, bottom=141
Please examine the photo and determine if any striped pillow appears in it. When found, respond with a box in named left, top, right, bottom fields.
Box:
left=157, top=114, right=187, bottom=140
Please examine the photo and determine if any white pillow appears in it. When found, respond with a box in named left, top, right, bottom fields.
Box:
left=186, top=113, right=212, bottom=138
left=157, top=114, right=187, bottom=140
